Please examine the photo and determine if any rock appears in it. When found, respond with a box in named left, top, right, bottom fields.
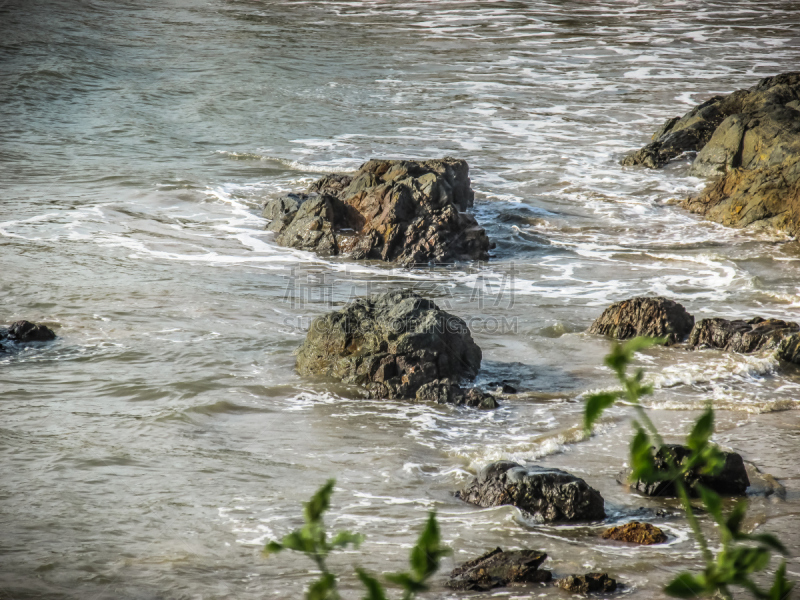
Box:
left=777, top=332, right=800, bottom=365
left=456, top=461, right=606, bottom=522
left=262, top=158, right=493, bottom=265
left=616, top=444, right=749, bottom=497
left=447, top=547, right=551, bottom=591
left=295, top=290, right=488, bottom=402
left=415, top=380, right=499, bottom=409
left=5, top=320, right=56, bottom=343
left=744, top=462, right=786, bottom=499
left=601, top=522, right=667, bottom=545
left=588, top=297, right=694, bottom=345
left=556, top=573, right=617, bottom=594
left=689, top=317, right=799, bottom=353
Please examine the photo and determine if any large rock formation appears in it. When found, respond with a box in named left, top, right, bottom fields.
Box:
left=616, top=444, right=749, bottom=497
left=262, top=158, right=493, bottom=265
left=294, top=290, right=493, bottom=404
left=622, top=72, right=800, bottom=237
left=448, top=548, right=551, bottom=591
left=587, top=296, right=694, bottom=345
left=601, top=522, right=667, bottom=545
left=456, top=461, right=606, bottom=522
left=689, top=317, right=799, bottom=353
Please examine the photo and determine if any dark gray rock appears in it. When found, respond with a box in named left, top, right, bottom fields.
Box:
left=778, top=332, right=800, bottom=365
left=616, top=444, right=749, bottom=497
left=262, top=158, right=493, bottom=265
left=588, top=296, right=694, bottom=345
left=415, top=380, right=499, bottom=409
left=448, top=547, right=551, bottom=592
left=7, top=321, right=56, bottom=343
left=556, top=573, right=617, bottom=594
left=456, top=461, right=606, bottom=522
left=689, top=317, right=799, bottom=353
left=295, top=290, right=488, bottom=402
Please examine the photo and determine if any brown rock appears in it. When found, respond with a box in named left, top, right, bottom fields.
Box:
left=448, top=547, right=551, bottom=591
left=601, top=522, right=667, bottom=545
left=688, top=317, right=799, bottom=353
left=556, top=573, right=617, bottom=594
left=588, top=296, right=694, bottom=345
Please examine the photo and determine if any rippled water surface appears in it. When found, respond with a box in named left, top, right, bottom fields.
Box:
left=3, top=1, right=800, bottom=598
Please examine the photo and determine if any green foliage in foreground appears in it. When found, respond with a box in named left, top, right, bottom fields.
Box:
left=584, top=337, right=794, bottom=600
left=264, top=480, right=450, bottom=600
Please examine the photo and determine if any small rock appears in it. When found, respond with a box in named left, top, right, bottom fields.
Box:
left=414, top=380, right=499, bottom=410
left=588, top=296, right=694, bottom=345
left=456, top=461, right=606, bottom=522
left=601, top=522, right=667, bottom=545
left=689, top=317, right=798, bottom=353
left=616, top=444, right=749, bottom=497
left=556, top=573, right=617, bottom=594
left=448, top=547, right=551, bottom=591
left=7, top=321, right=56, bottom=343
left=777, top=332, right=800, bottom=365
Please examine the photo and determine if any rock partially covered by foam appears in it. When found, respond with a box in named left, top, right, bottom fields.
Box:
left=616, top=444, right=749, bottom=497
left=262, top=158, right=493, bottom=265
left=447, top=547, right=551, bottom=591
left=294, top=290, right=490, bottom=403
left=588, top=296, right=694, bottom=345
left=556, top=573, right=617, bottom=594
left=689, top=317, right=799, bottom=353
left=456, top=461, right=606, bottom=522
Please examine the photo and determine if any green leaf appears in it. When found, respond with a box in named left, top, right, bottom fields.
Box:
left=263, top=541, right=283, bottom=556
left=664, top=572, right=709, bottom=598
left=769, top=561, right=794, bottom=600
left=385, top=571, right=426, bottom=594
left=584, top=391, right=620, bottom=432
left=330, top=531, right=365, bottom=549
left=305, top=480, right=336, bottom=524
left=687, top=407, right=715, bottom=451
left=630, top=427, right=657, bottom=482
left=307, top=573, right=338, bottom=600
left=730, top=546, right=771, bottom=575
left=409, top=512, right=450, bottom=580
left=725, top=500, right=748, bottom=537
left=356, top=568, right=388, bottom=600
left=743, top=533, right=789, bottom=556
left=281, top=531, right=314, bottom=554
left=697, top=485, right=723, bottom=525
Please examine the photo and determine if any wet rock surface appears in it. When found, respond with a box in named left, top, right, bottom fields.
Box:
left=616, top=444, right=749, bottom=497
left=689, top=317, right=799, bottom=353
left=601, top=522, right=667, bottom=545
left=0, top=320, right=56, bottom=349
left=294, top=290, right=489, bottom=402
left=262, top=158, right=492, bottom=265
left=622, top=72, right=800, bottom=237
left=447, top=547, right=551, bottom=591
left=456, top=461, right=606, bottom=522
left=588, top=296, right=694, bottom=345
left=415, top=380, right=498, bottom=409
left=778, top=332, right=800, bottom=365
left=555, top=573, right=617, bottom=594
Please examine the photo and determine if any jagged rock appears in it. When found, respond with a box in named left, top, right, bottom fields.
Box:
left=778, top=332, right=800, bottom=365
left=601, top=522, right=667, bottom=545
left=447, top=547, right=551, bottom=591
left=616, top=444, right=749, bottom=497
left=456, top=461, right=606, bottom=522
left=556, top=573, right=617, bottom=594
left=415, top=380, right=499, bottom=409
left=294, top=290, right=490, bottom=402
left=689, top=317, right=798, bottom=353
left=262, top=158, right=493, bottom=265
left=588, top=297, right=694, bottom=345
left=3, top=321, right=56, bottom=343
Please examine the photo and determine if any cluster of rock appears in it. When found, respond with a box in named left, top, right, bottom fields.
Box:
left=622, top=72, right=800, bottom=237
left=262, top=158, right=493, bottom=265
left=588, top=295, right=800, bottom=364
left=294, top=290, right=497, bottom=408
left=0, top=320, right=56, bottom=352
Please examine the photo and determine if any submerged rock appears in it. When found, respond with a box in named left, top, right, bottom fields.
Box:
left=262, top=158, right=493, bottom=265
left=447, top=547, right=551, bottom=591
left=616, top=444, right=749, bottom=497
left=588, top=296, right=694, bottom=345
left=0, top=320, right=56, bottom=344
left=415, top=380, right=498, bottom=409
left=456, top=461, right=606, bottom=522
left=689, top=317, right=799, bottom=353
left=556, top=573, right=617, bottom=594
left=601, top=522, right=667, bottom=545
left=294, top=290, right=490, bottom=403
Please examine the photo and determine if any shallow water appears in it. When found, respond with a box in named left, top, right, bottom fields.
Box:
left=2, top=1, right=800, bottom=598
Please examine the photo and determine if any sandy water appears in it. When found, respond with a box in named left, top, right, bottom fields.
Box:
left=2, top=1, right=800, bottom=598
